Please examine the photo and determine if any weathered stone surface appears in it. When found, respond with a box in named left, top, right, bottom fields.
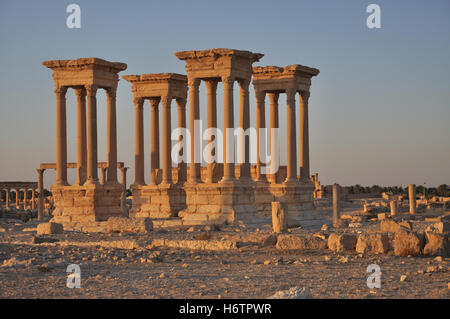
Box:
left=393, top=230, right=425, bottom=256
left=327, top=233, right=357, bottom=252
left=262, top=234, right=278, bottom=247
left=272, top=201, right=287, bottom=233
left=107, top=217, right=153, bottom=234
left=32, top=236, right=60, bottom=244
left=36, top=222, right=63, bottom=235
left=151, top=239, right=237, bottom=251
left=356, top=233, right=389, bottom=254
left=380, top=220, right=412, bottom=233
left=424, top=232, right=449, bottom=257
left=268, top=286, right=312, bottom=299
left=276, top=234, right=327, bottom=250
left=430, top=222, right=450, bottom=234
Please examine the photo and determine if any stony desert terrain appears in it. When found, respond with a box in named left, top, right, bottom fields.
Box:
left=0, top=198, right=449, bottom=299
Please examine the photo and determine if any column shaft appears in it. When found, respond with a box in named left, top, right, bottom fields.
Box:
left=134, top=98, right=145, bottom=185
left=55, top=87, right=68, bottom=185
left=37, top=169, right=44, bottom=220
left=150, top=98, right=160, bottom=184
left=106, top=88, right=118, bottom=183
left=161, top=96, right=172, bottom=184
left=239, top=80, right=251, bottom=180
left=86, top=86, right=98, bottom=183
left=188, top=79, right=201, bottom=183
left=222, top=77, right=235, bottom=182
left=5, top=189, right=9, bottom=208
left=75, top=88, right=87, bottom=185
left=299, top=91, right=310, bottom=181
left=268, top=92, right=279, bottom=183
left=176, top=99, right=187, bottom=183
left=255, top=90, right=266, bottom=181
left=205, top=80, right=218, bottom=183
left=285, top=89, right=297, bottom=182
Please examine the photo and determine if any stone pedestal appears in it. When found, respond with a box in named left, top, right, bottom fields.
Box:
left=178, top=180, right=257, bottom=224
left=50, top=183, right=124, bottom=227
left=130, top=183, right=186, bottom=219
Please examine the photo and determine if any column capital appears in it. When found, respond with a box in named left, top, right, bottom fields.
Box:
left=268, top=92, right=280, bottom=104
left=133, top=97, right=144, bottom=106
left=255, top=90, right=266, bottom=101
left=176, top=98, right=187, bottom=109
left=54, top=86, right=68, bottom=96
left=160, top=95, right=172, bottom=107
left=106, top=87, right=117, bottom=99
left=300, top=90, right=310, bottom=102
left=85, top=85, right=98, bottom=96
left=149, top=97, right=161, bottom=109
left=204, top=79, right=218, bottom=91
left=74, top=87, right=86, bottom=98
left=188, top=78, right=201, bottom=88
left=237, top=79, right=250, bottom=91
left=221, top=76, right=235, bottom=87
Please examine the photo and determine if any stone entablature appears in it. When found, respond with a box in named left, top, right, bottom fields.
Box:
left=123, top=73, right=187, bottom=101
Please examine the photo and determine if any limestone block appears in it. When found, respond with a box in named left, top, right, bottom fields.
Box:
left=327, top=233, right=357, bottom=252
left=36, top=222, right=64, bottom=235
left=424, top=232, right=449, bottom=257
left=356, top=233, right=389, bottom=254
left=276, top=234, right=327, bottom=250
left=393, top=230, right=425, bottom=256
left=380, top=220, right=412, bottom=233
left=272, top=201, right=287, bottom=233
left=107, top=217, right=153, bottom=233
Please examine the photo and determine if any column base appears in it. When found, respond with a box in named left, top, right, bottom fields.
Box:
left=129, top=183, right=186, bottom=219
left=50, top=182, right=124, bottom=227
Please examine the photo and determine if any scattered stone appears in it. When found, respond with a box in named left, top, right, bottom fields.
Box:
left=272, top=201, right=288, bottom=233
left=377, top=213, right=386, bottom=221
left=36, top=222, right=63, bottom=235
left=434, top=256, right=443, bottom=262
left=338, top=256, right=349, bottom=263
left=262, top=234, right=278, bottom=247
left=328, top=233, right=357, bottom=252
left=356, top=233, right=389, bottom=254
left=380, top=220, right=411, bottom=233
left=264, top=260, right=271, bottom=265
left=321, top=224, right=329, bottom=231
left=393, top=230, right=425, bottom=257
left=268, top=287, right=312, bottom=299
left=276, top=234, right=327, bottom=250
left=400, top=275, right=407, bottom=282
left=424, top=232, right=449, bottom=257
left=186, top=227, right=195, bottom=233
left=349, top=222, right=363, bottom=228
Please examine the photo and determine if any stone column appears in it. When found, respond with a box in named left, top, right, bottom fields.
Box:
left=272, top=201, right=288, bottom=233
left=100, top=167, right=106, bottom=185
left=408, top=184, right=416, bottom=215
left=24, top=190, right=28, bottom=209
left=75, top=88, right=87, bottom=185
left=176, top=98, right=187, bottom=183
left=120, top=167, right=128, bottom=215
left=15, top=189, right=19, bottom=208
left=150, top=98, right=160, bottom=185
left=332, top=183, right=340, bottom=224
left=161, top=96, right=172, bottom=184
left=205, top=80, right=218, bottom=183
left=106, top=87, right=118, bottom=183
left=31, top=188, right=35, bottom=210
left=86, top=85, right=99, bottom=183
left=222, top=76, right=235, bottom=182
left=55, top=86, right=68, bottom=185
left=5, top=189, right=9, bottom=208
left=299, top=91, right=310, bottom=181
left=285, top=89, right=297, bottom=182
left=133, top=98, right=145, bottom=185
left=188, top=79, right=201, bottom=183
left=390, top=200, right=397, bottom=216
left=239, top=79, right=251, bottom=181
left=268, top=92, right=279, bottom=183
left=37, top=169, right=44, bottom=220
left=255, top=90, right=266, bottom=182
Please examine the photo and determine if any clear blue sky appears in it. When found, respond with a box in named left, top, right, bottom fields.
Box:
left=0, top=0, right=449, bottom=188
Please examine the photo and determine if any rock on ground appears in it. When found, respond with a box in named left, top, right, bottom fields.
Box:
left=423, top=232, right=449, bottom=257
left=356, top=233, right=389, bottom=254
left=276, top=234, right=327, bottom=250
left=268, top=287, right=312, bottom=299
left=393, top=230, right=425, bottom=256
left=328, top=233, right=357, bottom=252
left=380, top=220, right=411, bottom=233
left=36, top=222, right=63, bottom=235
